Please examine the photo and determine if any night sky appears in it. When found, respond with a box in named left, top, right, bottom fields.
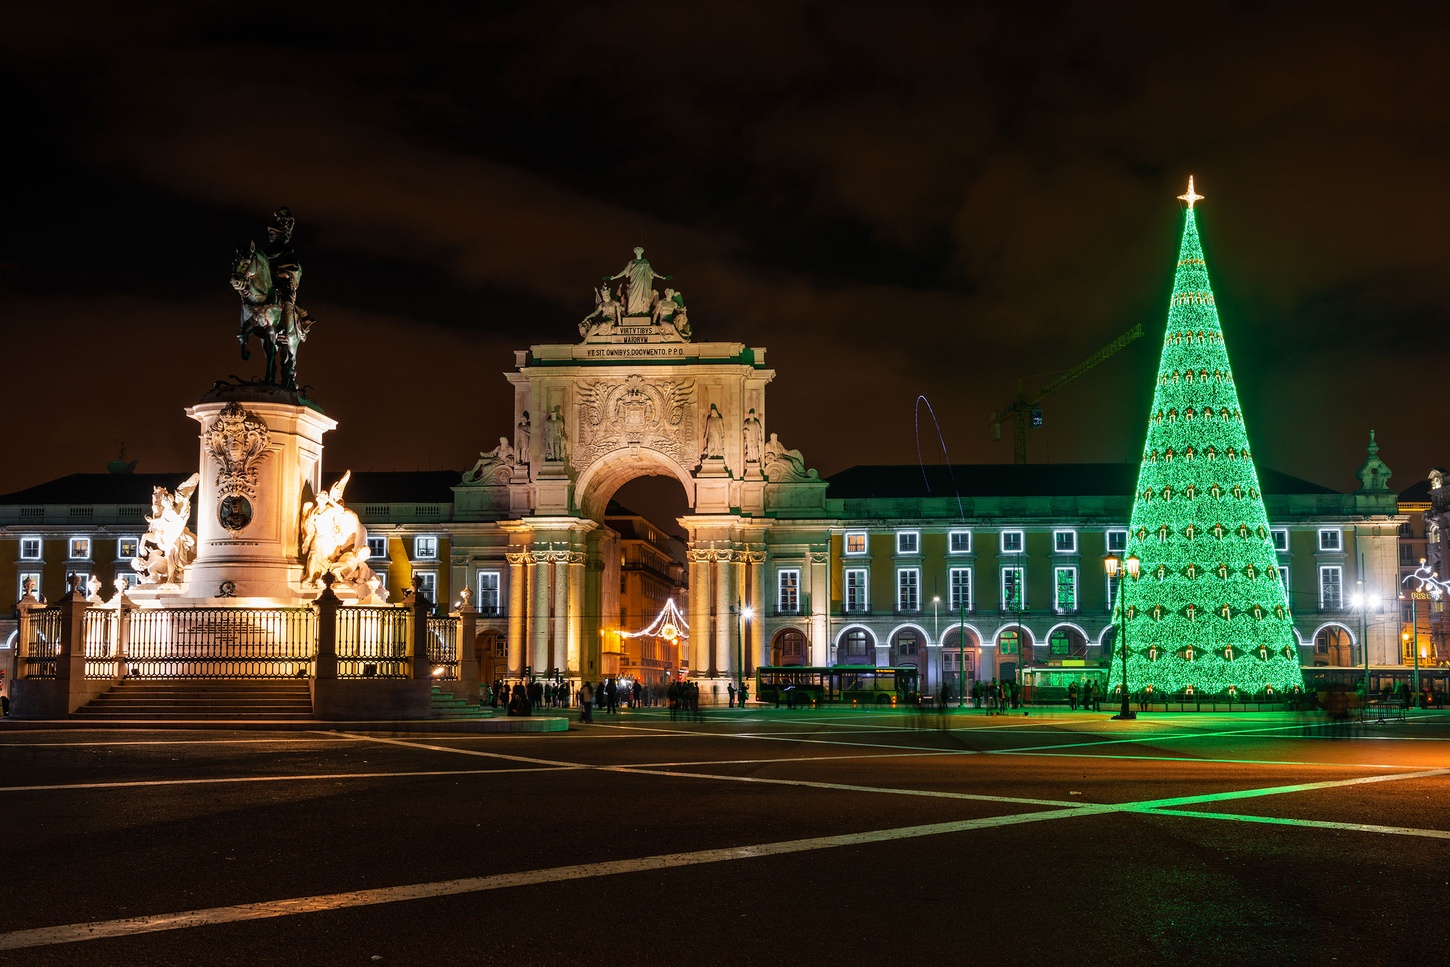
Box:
left=3, top=2, right=1445, bottom=502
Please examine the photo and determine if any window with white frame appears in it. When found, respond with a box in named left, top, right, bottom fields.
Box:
left=367, top=536, right=388, bottom=561
left=844, top=568, right=869, bottom=612
left=68, top=537, right=91, bottom=560
left=896, top=531, right=919, bottom=555
left=949, top=530, right=971, bottom=554
left=1106, top=573, right=1121, bottom=610
left=777, top=569, right=800, bottom=613
left=477, top=571, right=501, bottom=615
left=413, top=535, right=438, bottom=560
left=949, top=567, right=972, bottom=612
left=1318, top=528, right=1342, bottom=552
left=1001, top=530, right=1024, bottom=554
left=20, top=537, right=42, bottom=560
left=897, top=568, right=920, bottom=612
left=1053, top=530, right=1077, bottom=554
left=1054, top=567, right=1077, bottom=613
left=117, top=537, right=139, bottom=559
left=1319, top=566, right=1343, bottom=609
left=414, top=571, right=438, bottom=601
left=70, top=571, right=92, bottom=593
left=1271, top=528, right=1289, bottom=553
left=1002, top=566, right=1025, bottom=610
left=1106, top=529, right=1128, bottom=553
left=18, top=573, right=41, bottom=600
left=116, top=572, right=141, bottom=590
left=844, top=532, right=867, bottom=555
left=1277, top=566, right=1289, bottom=590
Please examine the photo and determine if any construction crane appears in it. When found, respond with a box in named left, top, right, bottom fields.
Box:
left=989, top=323, right=1145, bottom=464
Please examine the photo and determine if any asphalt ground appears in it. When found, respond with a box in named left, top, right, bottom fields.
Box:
left=2, top=706, right=1448, bottom=967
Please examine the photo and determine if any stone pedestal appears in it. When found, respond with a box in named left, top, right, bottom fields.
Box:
left=183, top=393, right=337, bottom=604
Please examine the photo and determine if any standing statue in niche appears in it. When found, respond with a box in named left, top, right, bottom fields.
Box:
left=230, top=207, right=317, bottom=391
left=516, top=411, right=532, bottom=466
left=133, top=473, right=202, bottom=584
left=700, top=403, right=726, bottom=462
left=545, top=405, right=568, bottom=462
left=299, top=471, right=376, bottom=592
left=742, top=408, right=763, bottom=465
left=607, top=246, right=671, bottom=316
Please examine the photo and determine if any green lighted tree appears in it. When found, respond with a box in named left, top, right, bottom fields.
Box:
left=1109, top=179, right=1304, bottom=698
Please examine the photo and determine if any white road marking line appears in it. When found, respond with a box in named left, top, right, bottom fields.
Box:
left=0, top=737, right=350, bottom=748
left=0, top=804, right=1114, bottom=952
left=1122, top=767, right=1450, bottom=810
left=0, top=767, right=563, bottom=794
left=1147, top=809, right=1450, bottom=839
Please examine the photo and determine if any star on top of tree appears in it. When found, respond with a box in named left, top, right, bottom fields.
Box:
left=1178, top=176, right=1204, bottom=210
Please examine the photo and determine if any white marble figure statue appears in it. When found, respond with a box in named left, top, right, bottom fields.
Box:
left=580, top=283, right=623, bottom=337
left=607, top=246, right=671, bottom=316
left=701, top=403, right=725, bottom=461
left=1428, top=468, right=1450, bottom=574
left=545, top=405, right=568, bottom=462
left=516, top=411, right=531, bottom=466
left=132, top=473, right=202, bottom=584
left=763, top=432, right=818, bottom=482
left=299, top=471, right=376, bottom=591
left=462, top=437, right=517, bottom=485
left=742, top=407, right=763, bottom=465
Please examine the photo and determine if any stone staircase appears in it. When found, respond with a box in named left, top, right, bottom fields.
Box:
left=74, top=679, right=314, bottom=720
left=430, top=686, right=492, bottom=719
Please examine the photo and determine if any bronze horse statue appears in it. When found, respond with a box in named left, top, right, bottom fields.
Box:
left=230, top=241, right=314, bottom=389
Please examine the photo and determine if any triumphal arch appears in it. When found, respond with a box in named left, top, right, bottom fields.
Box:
left=453, top=247, right=826, bottom=688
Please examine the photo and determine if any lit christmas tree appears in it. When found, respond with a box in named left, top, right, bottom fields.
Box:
left=1108, top=179, right=1304, bottom=698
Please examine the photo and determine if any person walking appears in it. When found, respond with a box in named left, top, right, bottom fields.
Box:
left=727, top=682, right=737, bottom=708
left=578, top=682, right=593, bottom=723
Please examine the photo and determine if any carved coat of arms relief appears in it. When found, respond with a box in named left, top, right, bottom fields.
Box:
left=573, top=375, right=695, bottom=470
left=203, top=402, right=271, bottom=532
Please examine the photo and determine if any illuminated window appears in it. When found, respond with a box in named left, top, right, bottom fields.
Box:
left=69, top=537, right=91, bottom=560
left=896, top=531, right=919, bottom=555
left=843, top=629, right=871, bottom=658
left=1002, top=567, right=1025, bottom=611
left=367, top=536, right=388, bottom=560
left=414, top=571, right=438, bottom=600
left=949, top=567, right=972, bottom=612
left=18, top=573, right=42, bottom=600
left=1106, top=529, right=1128, bottom=553
left=413, top=535, right=438, bottom=560
left=949, top=530, right=971, bottom=554
left=1053, top=530, right=1077, bottom=553
left=1318, top=529, right=1342, bottom=552
left=1050, top=630, right=1072, bottom=655
left=844, top=532, right=867, bottom=555
left=117, top=537, right=139, bottom=559
left=1319, top=566, right=1342, bottom=609
left=999, top=629, right=1020, bottom=655
left=1271, top=528, right=1289, bottom=552
left=477, top=571, right=501, bottom=615
left=20, top=537, right=42, bottom=560
left=1001, top=531, right=1024, bottom=554
left=778, top=569, right=800, bottom=613
left=1054, top=567, right=1077, bottom=613
left=897, top=568, right=920, bottom=612
left=845, top=568, right=869, bottom=612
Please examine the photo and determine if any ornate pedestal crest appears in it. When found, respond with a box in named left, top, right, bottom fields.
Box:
left=203, top=401, right=272, bottom=535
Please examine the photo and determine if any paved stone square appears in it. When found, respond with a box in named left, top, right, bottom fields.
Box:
left=2, top=708, right=1447, bottom=966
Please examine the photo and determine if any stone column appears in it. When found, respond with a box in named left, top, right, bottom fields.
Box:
left=567, top=551, right=585, bottom=676
left=314, top=575, right=340, bottom=681
left=809, top=552, right=830, bottom=665
left=530, top=550, right=551, bottom=677
left=750, top=549, right=767, bottom=670
left=688, top=550, right=710, bottom=677
left=714, top=550, right=733, bottom=677
left=506, top=552, right=526, bottom=676
left=552, top=552, right=569, bottom=675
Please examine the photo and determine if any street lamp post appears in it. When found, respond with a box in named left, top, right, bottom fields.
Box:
left=734, top=605, right=753, bottom=703
left=932, top=596, right=941, bottom=701
left=1104, top=552, right=1140, bottom=720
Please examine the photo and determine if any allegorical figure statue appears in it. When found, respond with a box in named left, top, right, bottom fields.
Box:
left=462, top=437, right=517, bottom=485
left=607, top=246, right=671, bottom=316
left=763, top=432, right=818, bottom=482
left=545, top=405, right=568, bottom=462
left=516, top=411, right=532, bottom=466
left=299, top=471, right=376, bottom=592
left=231, top=207, right=317, bottom=391
left=701, top=403, right=725, bottom=461
left=580, top=283, right=623, bottom=337
left=1427, top=467, right=1449, bottom=575
left=133, top=473, right=202, bottom=584
left=742, top=407, right=763, bottom=465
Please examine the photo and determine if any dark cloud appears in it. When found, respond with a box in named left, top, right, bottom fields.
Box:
left=1, top=1, right=1445, bottom=499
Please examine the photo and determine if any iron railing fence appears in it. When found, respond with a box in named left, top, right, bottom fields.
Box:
left=126, top=608, right=316, bottom=679
left=426, top=616, right=460, bottom=681
left=336, top=606, right=410, bottom=679
left=83, top=608, right=117, bottom=679
left=22, top=607, right=63, bottom=679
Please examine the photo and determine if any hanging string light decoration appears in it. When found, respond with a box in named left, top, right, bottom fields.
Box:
left=1109, top=178, right=1306, bottom=698
left=619, top=597, right=690, bottom=642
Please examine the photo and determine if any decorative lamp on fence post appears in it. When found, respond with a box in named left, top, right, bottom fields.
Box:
left=1104, top=552, right=1140, bottom=720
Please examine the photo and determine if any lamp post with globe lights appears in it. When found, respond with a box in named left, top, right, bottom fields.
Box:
left=1104, top=552, right=1141, bottom=720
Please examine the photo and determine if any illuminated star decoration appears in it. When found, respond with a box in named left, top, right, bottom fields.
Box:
left=1178, top=175, right=1204, bottom=210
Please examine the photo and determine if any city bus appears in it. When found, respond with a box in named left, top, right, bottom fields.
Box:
left=754, top=665, right=919, bottom=707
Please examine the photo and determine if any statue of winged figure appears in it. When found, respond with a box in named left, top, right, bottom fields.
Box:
left=299, top=471, right=377, bottom=592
